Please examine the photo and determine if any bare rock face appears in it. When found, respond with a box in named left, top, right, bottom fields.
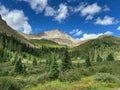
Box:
left=21, top=29, right=78, bottom=46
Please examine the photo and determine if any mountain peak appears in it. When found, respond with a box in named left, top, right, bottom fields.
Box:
left=45, top=29, right=62, bottom=33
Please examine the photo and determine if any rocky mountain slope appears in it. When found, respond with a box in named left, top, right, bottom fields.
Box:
left=20, top=29, right=78, bottom=46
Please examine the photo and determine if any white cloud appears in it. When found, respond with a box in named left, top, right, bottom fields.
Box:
left=103, top=5, right=110, bottom=11
left=117, top=26, right=120, bottom=30
left=71, top=3, right=102, bottom=20
left=81, top=3, right=101, bottom=16
left=85, top=15, right=93, bottom=20
left=73, top=2, right=86, bottom=12
left=19, top=0, right=48, bottom=13
left=0, top=4, right=32, bottom=34
left=79, top=31, right=113, bottom=40
left=69, top=29, right=83, bottom=36
left=81, top=3, right=101, bottom=20
left=95, top=16, right=115, bottom=25
left=45, top=6, right=56, bottom=16
left=104, top=31, right=113, bottom=35
left=54, top=4, right=68, bottom=22
left=18, top=0, right=69, bottom=22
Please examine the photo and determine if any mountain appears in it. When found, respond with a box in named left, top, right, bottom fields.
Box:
left=75, top=35, right=120, bottom=50
left=0, top=15, right=77, bottom=47
left=0, top=15, right=34, bottom=47
left=20, top=29, right=78, bottom=46
left=71, top=35, right=120, bottom=58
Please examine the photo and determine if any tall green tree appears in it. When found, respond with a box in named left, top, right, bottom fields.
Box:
left=96, top=55, right=102, bottom=62
left=85, top=54, right=91, bottom=67
left=107, top=53, right=114, bottom=61
left=33, top=58, right=37, bottom=66
left=49, top=56, right=59, bottom=79
left=61, top=48, right=72, bottom=71
left=14, top=57, right=24, bottom=74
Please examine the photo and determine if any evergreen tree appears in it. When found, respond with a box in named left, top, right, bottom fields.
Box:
left=96, top=55, right=102, bottom=62
left=33, top=58, right=37, bottom=66
left=85, top=54, right=91, bottom=67
left=14, top=57, right=24, bottom=74
left=61, top=47, right=72, bottom=71
left=107, top=53, right=114, bottom=61
left=46, top=58, right=49, bottom=65
left=46, top=55, right=52, bottom=65
left=49, top=56, right=59, bottom=79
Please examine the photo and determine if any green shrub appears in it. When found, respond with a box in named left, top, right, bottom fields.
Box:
left=99, top=66, right=112, bottom=73
left=38, top=73, right=50, bottom=83
left=81, top=67, right=96, bottom=76
left=94, top=73, right=119, bottom=83
left=58, top=69, right=81, bottom=82
left=0, top=70, right=8, bottom=76
left=0, top=77, right=21, bottom=90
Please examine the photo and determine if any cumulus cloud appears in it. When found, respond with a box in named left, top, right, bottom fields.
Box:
left=0, top=4, right=32, bottom=34
left=104, top=31, right=113, bottom=35
left=45, top=6, right=56, bottom=16
left=72, top=3, right=111, bottom=20
left=18, top=0, right=69, bottom=22
left=54, top=4, right=68, bottom=22
left=95, top=16, right=115, bottom=25
left=103, top=5, right=110, bottom=11
left=19, top=0, right=47, bottom=13
left=44, top=4, right=69, bottom=22
left=71, top=3, right=102, bottom=20
left=117, top=26, right=120, bottom=30
left=73, top=2, right=87, bottom=12
left=79, top=31, right=113, bottom=40
left=69, top=29, right=83, bottom=36
left=81, top=3, right=101, bottom=17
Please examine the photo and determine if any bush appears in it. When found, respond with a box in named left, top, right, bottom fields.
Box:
left=0, top=77, right=21, bottom=90
left=94, top=73, right=119, bottom=83
left=0, top=70, right=9, bottom=76
left=99, top=66, right=112, bottom=73
left=38, top=73, right=50, bottom=83
left=58, top=69, right=81, bottom=82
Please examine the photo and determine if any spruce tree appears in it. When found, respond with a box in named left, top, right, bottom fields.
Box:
left=49, top=56, right=59, bottom=79
left=33, top=58, right=37, bottom=66
left=85, top=54, right=91, bottom=67
left=14, top=57, right=24, bottom=74
left=96, top=55, right=102, bottom=62
left=61, top=47, right=72, bottom=71
left=107, top=53, right=114, bottom=61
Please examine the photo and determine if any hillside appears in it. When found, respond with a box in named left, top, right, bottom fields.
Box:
left=0, top=15, right=34, bottom=47
left=30, top=39, right=62, bottom=48
left=71, top=35, right=120, bottom=59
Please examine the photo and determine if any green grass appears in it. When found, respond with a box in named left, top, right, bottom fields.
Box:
left=23, top=76, right=120, bottom=90
left=30, top=39, right=62, bottom=48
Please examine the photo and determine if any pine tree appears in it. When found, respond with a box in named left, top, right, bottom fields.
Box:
left=33, top=58, right=37, bottom=66
left=46, top=58, right=49, bottom=65
left=107, top=53, right=114, bottom=61
left=49, top=56, right=59, bottom=79
left=85, top=54, right=91, bottom=67
left=96, top=55, right=102, bottom=62
left=14, top=57, right=24, bottom=74
left=61, top=47, right=72, bottom=71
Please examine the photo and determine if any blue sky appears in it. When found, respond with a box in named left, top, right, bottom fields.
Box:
left=0, top=0, right=120, bottom=40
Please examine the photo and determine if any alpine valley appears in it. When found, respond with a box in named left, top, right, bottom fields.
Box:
left=0, top=14, right=120, bottom=90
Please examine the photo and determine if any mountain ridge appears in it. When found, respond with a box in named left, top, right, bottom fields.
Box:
left=19, top=29, right=79, bottom=46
